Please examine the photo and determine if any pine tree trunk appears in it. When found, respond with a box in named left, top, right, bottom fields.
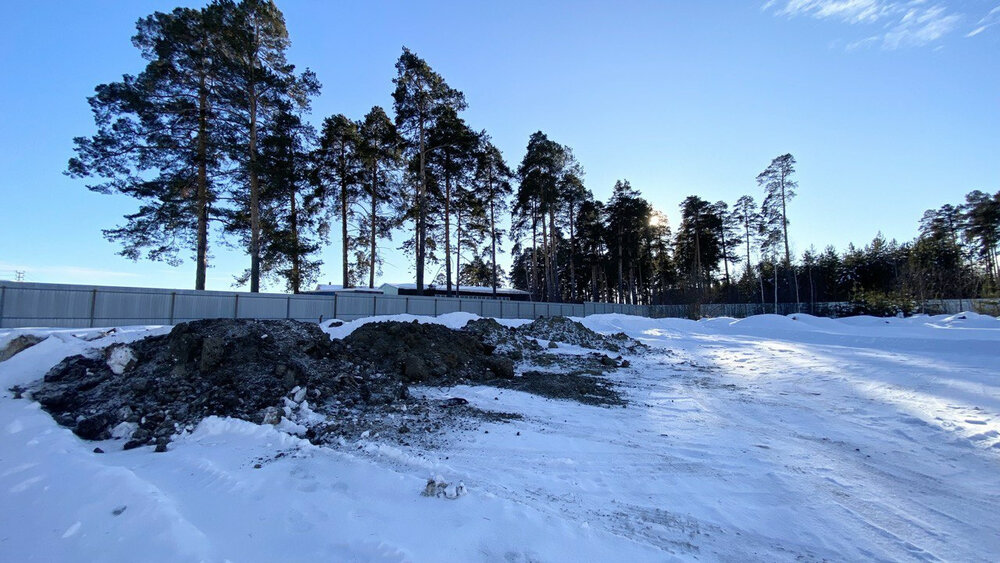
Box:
left=369, top=165, right=377, bottom=289
left=444, top=170, right=452, bottom=295
left=416, top=109, right=426, bottom=291
left=633, top=266, right=640, bottom=305
left=591, top=264, right=598, bottom=303
left=523, top=255, right=531, bottom=299
left=531, top=203, right=539, bottom=300
left=340, top=146, right=350, bottom=289
left=780, top=173, right=790, bottom=267
left=248, top=83, right=261, bottom=293
left=195, top=66, right=209, bottom=292
left=808, top=264, right=814, bottom=314
left=759, top=261, right=765, bottom=306
left=541, top=212, right=549, bottom=302
left=455, top=197, right=462, bottom=296
left=568, top=203, right=577, bottom=302
left=744, top=219, right=752, bottom=301
left=779, top=172, right=800, bottom=306
left=693, top=217, right=702, bottom=292
left=721, top=227, right=730, bottom=286
left=773, top=260, right=778, bottom=312
left=489, top=168, right=498, bottom=298
left=549, top=210, right=559, bottom=302
left=290, top=179, right=300, bottom=294
left=617, top=233, right=624, bottom=304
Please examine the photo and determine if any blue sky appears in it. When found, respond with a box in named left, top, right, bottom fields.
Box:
left=1, top=1, right=997, bottom=291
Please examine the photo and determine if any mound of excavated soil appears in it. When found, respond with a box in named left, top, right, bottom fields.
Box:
left=518, top=316, right=646, bottom=353
left=32, top=319, right=381, bottom=448
left=29, top=316, right=641, bottom=449
left=344, top=320, right=515, bottom=383
left=460, top=318, right=542, bottom=361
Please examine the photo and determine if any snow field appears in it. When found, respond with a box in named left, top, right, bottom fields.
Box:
left=2, top=312, right=999, bottom=561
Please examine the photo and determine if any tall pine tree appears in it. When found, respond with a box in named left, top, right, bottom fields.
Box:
left=357, top=106, right=403, bottom=288
left=473, top=135, right=513, bottom=296
left=392, top=48, right=466, bottom=291
left=218, top=0, right=318, bottom=292
left=758, top=153, right=799, bottom=304
left=314, top=114, right=362, bottom=287
left=68, top=5, right=228, bottom=290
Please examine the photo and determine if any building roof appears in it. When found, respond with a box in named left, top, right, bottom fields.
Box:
left=313, top=284, right=383, bottom=294
left=379, top=283, right=529, bottom=295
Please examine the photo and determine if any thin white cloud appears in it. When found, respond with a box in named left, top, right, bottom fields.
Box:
left=882, top=5, right=961, bottom=49
left=966, top=5, right=1000, bottom=37
left=777, top=0, right=893, bottom=24
left=845, top=35, right=882, bottom=50
left=765, top=0, right=971, bottom=49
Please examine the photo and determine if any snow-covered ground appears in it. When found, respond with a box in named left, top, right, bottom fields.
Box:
left=2, top=312, right=999, bottom=561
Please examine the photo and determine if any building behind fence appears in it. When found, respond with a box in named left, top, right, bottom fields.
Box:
left=0, top=281, right=996, bottom=329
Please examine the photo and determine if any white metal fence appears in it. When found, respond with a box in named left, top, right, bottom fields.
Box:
left=1, top=281, right=995, bottom=329
left=0, top=281, right=651, bottom=329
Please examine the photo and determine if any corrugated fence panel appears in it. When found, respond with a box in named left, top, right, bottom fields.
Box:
left=94, top=289, right=172, bottom=326
left=435, top=298, right=461, bottom=315
left=516, top=302, right=534, bottom=319
left=374, top=295, right=407, bottom=317
left=172, top=292, right=237, bottom=322
left=335, top=294, right=376, bottom=321
left=481, top=301, right=502, bottom=319
left=236, top=294, right=289, bottom=319
left=499, top=301, right=517, bottom=319
left=1, top=284, right=95, bottom=327
left=458, top=299, right=484, bottom=316
left=289, top=295, right=336, bottom=322
left=405, top=297, right=436, bottom=316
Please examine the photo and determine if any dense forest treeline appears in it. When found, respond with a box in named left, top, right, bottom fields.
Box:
left=69, top=0, right=999, bottom=309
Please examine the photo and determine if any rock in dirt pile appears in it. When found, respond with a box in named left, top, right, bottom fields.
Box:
left=26, top=316, right=644, bottom=449
left=0, top=334, right=46, bottom=362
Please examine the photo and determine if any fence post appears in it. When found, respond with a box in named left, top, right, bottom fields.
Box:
left=233, top=294, right=239, bottom=319
left=286, top=295, right=292, bottom=319
left=333, top=294, right=338, bottom=320
left=405, top=296, right=409, bottom=315
left=0, top=284, right=6, bottom=328
left=169, top=292, right=176, bottom=325
left=88, top=288, right=98, bottom=328
left=433, top=298, right=438, bottom=317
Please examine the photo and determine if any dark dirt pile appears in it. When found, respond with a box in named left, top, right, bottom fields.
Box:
left=28, top=316, right=644, bottom=449
left=344, top=320, right=515, bottom=383
left=519, top=316, right=646, bottom=353
left=463, top=318, right=543, bottom=360
left=31, top=319, right=376, bottom=449
left=459, top=316, right=638, bottom=406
